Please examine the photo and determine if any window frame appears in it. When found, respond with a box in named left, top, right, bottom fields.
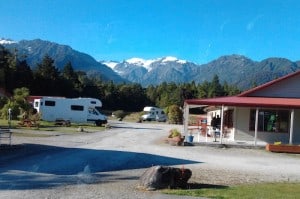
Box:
left=249, top=109, right=290, bottom=133
left=71, top=105, right=84, bottom=111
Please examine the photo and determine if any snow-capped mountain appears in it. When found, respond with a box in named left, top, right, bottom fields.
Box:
left=2, top=38, right=300, bottom=89
left=101, top=56, right=196, bottom=86
left=102, top=55, right=300, bottom=89
left=0, top=38, right=17, bottom=45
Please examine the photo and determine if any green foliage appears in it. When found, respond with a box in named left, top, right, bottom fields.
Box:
left=112, top=110, right=127, bottom=120
left=0, top=87, right=31, bottom=119
left=0, top=45, right=241, bottom=113
left=167, top=105, right=183, bottom=124
left=35, top=54, right=59, bottom=80
left=168, top=128, right=182, bottom=138
left=0, top=99, right=19, bottom=119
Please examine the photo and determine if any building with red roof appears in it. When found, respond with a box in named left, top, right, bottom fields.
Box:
left=184, top=70, right=300, bottom=145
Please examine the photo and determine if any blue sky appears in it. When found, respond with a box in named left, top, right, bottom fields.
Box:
left=1, top=0, right=300, bottom=64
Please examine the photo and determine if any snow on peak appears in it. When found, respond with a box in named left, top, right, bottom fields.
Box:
left=0, top=38, right=17, bottom=45
left=102, top=61, right=119, bottom=69
left=161, top=56, right=187, bottom=64
left=126, top=58, right=147, bottom=65
left=125, top=57, right=158, bottom=71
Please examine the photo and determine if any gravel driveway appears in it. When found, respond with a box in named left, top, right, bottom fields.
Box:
left=1, top=121, right=299, bottom=198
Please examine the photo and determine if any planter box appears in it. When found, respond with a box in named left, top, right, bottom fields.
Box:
left=165, top=136, right=185, bottom=146
left=266, top=144, right=300, bottom=154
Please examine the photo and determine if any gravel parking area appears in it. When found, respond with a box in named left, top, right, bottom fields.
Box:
left=1, top=121, right=300, bottom=198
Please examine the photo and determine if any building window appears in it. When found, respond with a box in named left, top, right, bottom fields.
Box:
left=249, top=109, right=289, bottom=133
left=71, top=105, right=84, bottom=111
left=45, top=100, right=55, bottom=106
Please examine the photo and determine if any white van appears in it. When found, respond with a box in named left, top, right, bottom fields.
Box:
left=33, top=97, right=107, bottom=126
left=141, top=106, right=167, bottom=122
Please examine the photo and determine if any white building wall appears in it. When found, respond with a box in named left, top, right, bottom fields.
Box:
left=235, top=107, right=254, bottom=141
left=248, top=74, right=300, bottom=98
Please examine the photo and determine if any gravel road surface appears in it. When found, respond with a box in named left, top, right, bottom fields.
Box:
left=1, top=121, right=299, bottom=198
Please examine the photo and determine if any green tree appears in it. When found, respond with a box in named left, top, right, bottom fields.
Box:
left=197, top=81, right=210, bottom=98
left=14, top=60, right=33, bottom=89
left=209, top=74, right=223, bottom=97
left=0, top=46, right=15, bottom=92
left=35, top=55, right=59, bottom=80
left=33, top=55, right=61, bottom=95
left=166, top=105, right=183, bottom=124
left=0, top=87, right=30, bottom=119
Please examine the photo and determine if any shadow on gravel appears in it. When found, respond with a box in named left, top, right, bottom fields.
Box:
left=0, top=144, right=201, bottom=190
left=109, top=125, right=162, bottom=130
left=187, top=183, right=228, bottom=189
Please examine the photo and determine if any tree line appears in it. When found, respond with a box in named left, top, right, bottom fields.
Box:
left=0, top=45, right=241, bottom=114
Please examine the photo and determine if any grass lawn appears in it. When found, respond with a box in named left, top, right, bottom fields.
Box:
left=162, top=182, right=300, bottom=199
left=1, top=119, right=106, bottom=135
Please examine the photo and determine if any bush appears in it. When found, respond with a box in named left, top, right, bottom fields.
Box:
left=167, top=105, right=183, bottom=124
left=112, top=110, right=127, bottom=121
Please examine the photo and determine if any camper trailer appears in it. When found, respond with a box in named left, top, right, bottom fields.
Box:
left=33, top=97, right=107, bottom=126
left=141, top=106, right=167, bottom=122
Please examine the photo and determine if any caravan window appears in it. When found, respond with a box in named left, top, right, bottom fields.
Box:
left=90, top=101, right=96, bottom=104
left=88, top=108, right=98, bottom=115
left=34, top=101, right=39, bottom=107
left=71, top=105, right=84, bottom=111
left=45, top=100, right=55, bottom=106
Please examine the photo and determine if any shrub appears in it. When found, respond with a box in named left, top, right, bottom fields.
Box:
left=112, top=110, right=127, bottom=121
left=167, top=105, right=183, bottom=124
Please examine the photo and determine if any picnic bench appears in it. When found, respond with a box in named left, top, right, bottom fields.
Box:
left=0, top=128, right=12, bottom=145
left=18, top=119, right=39, bottom=128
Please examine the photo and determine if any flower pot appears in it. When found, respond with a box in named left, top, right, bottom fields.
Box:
left=187, top=135, right=194, bottom=143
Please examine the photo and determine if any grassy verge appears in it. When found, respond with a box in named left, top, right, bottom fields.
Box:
left=12, top=132, right=52, bottom=137
left=1, top=119, right=105, bottom=133
left=162, top=182, right=300, bottom=199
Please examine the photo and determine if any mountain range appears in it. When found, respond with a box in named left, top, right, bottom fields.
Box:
left=102, top=55, right=300, bottom=89
left=2, top=38, right=300, bottom=90
left=0, top=38, right=125, bottom=82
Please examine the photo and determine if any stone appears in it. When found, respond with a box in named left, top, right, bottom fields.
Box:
left=138, top=165, right=192, bottom=190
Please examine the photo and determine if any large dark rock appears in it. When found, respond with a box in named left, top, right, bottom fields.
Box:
left=138, top=165, right=192, bottom=190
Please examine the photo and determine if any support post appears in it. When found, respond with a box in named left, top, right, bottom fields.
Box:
left=220, top=105, right=224, bottom=144
left=254, top=108, right=259, bottom=146
left=183, top=103, right=189, bottom=141
left=289, top=109, right=294, bottom=145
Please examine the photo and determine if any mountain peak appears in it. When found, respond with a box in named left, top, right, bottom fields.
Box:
left=0, top=38, right=17, bottom=45
left=101, top=61, right=119, bottom=69
left=161, top=56, right=186, bottom=64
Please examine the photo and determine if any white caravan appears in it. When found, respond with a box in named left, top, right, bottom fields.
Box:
left=33, top=97, right=107, bottom=126
left=141, top=106, right=167, bottom=122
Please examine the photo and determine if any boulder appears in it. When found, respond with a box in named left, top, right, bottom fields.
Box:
left=138, top=165, right=192, bottom=190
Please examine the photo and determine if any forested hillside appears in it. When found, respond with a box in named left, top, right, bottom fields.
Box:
left=0, top=45, right=240, bottom=114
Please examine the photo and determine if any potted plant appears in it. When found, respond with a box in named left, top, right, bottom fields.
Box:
left=166, top=128, right=184, bottom=146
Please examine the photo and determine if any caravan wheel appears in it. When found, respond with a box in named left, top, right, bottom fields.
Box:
left=95, top=120, right=102, bottom=126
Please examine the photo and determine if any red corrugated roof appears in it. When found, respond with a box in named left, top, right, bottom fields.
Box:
left=185, top=96, right=300, bottom=109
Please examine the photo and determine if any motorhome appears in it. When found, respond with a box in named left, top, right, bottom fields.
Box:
left=141, top=106, right=167, bottom=122
left=33, top=97, right=107, bottom=126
